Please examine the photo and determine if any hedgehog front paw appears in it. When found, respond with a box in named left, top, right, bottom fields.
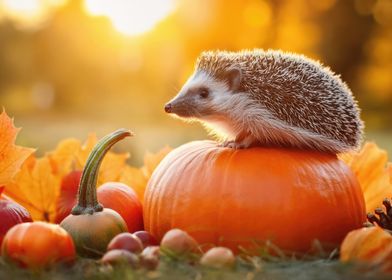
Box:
left=232, top=134, right=256, bottom=149
left=220, top=140, right=248, bottom=149
left=231, top=142, right=248, bottom=149
left=220, top=140, right=235, bottom=148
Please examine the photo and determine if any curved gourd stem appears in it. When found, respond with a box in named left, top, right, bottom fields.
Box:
left=72, top=129, right=133, bottom=215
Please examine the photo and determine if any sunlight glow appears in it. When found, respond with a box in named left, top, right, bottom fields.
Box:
left=1, top=0, right=66, bottom=28
left=2, top=0, right=42, bottom=20
left=84, top=0, right=175, bottom=36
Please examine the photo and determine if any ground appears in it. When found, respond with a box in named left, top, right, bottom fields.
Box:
left=1, top=256, right=391, bottom=280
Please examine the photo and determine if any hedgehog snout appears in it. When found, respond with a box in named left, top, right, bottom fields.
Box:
left=164, top=94, right=197, bottom=117
left=164, top=99, right=187, bottom=116
left=164, top=103, right=172, bottom=113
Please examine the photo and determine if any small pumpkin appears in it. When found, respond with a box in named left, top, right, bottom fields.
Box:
left=60, top=129, right=131, bottom=258
left=97, top=182, right=143, bottom=233
left=55, top=173, right=143, bottom=233
left=340, top=226, right=392, bottom=271
left=1, top=221, right=75, bottom=269
left=0, top=186, right=32, bottom=248
left=144, top=140, right=366, bottom=253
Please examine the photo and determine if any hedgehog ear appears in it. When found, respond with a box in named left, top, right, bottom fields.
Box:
left=224, top=66, right=242, bottom=92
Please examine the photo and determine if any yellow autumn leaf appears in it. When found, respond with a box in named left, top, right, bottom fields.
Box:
left=120, top=146, right=172, bottom=202
left=5, top=155, right=60, bottom=221
left=142, top=146, right=172, bottom=178
left=120, top=165, right=148, bottom=201
left=48, top=133, right=130, bottom=185
left=5, top=132, right=132, bottom=222
left=3, top=122, right=171, bottom=221
left=340, top=142, right=392, bottom=213
left=0, top=110, right=34, bottom=186
left=46, top=137, right=81, bottom=176
left=390, top=165, right=392, bottom=184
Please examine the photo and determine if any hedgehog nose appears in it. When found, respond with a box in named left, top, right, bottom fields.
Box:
left=164, top=103, right=172, bottom=113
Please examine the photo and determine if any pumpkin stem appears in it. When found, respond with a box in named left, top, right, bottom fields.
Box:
left=376, top=208, right=391, bottom=223
left=367, top=213, right=383, bottom=227
left=383, top=199, right=392, bottom=215
left=71, top=129, right=133, bottom=215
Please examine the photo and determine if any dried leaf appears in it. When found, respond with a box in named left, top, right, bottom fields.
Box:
left=120, top=146, right=172, bottom=202
left=47, top=137, right=81, bottom=175
left=340, top=142, right=392, bottom=213
left=0, top=111, right=34, bottom=186
left=4, top=125, right=171, bottom=220
left=142, top=146, right=172, bottom=179
left=98, top=149, right=130, bottom=185
left=5, top=133, right=131, bottom=222
left=389, top=164, right=392, bottom=184
left=5, top=155, right=60, bottom=222
left=48, top=133, right=130, bottom=185
left=120, top=166, right=148, bottom=201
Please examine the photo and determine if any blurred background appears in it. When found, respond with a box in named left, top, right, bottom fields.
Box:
left=0, top=0, right=391, bottom=164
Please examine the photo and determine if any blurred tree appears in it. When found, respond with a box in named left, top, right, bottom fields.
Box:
left=0, top=0, right=390, bottom=157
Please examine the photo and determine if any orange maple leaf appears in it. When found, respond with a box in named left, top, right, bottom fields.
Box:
left=340, top=142, right=392, bottom=213
left=120, top=146, right=172, bottom=202
left=0, top=111, right=34, bottom=187
left=5, top=133, right=131, bottom=222
left=4, top=132, right=169, bottom=221
left=5, top=155, right=60, bottom=221
left=47, top=133, right=131, bottom=184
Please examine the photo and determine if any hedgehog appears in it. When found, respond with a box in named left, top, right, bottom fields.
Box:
left=164, top=49, right=364, bottom=154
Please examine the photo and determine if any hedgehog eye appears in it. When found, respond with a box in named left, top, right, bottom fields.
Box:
left=199, top=88, right=209, bottom=98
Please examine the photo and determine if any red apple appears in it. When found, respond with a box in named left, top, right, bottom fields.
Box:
left=0, top=188, right=32, bottom=248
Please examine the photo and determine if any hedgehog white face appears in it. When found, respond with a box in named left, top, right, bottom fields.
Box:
left=164, top=67, right=242, bottom=121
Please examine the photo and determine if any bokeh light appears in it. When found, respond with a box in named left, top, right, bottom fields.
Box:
left=0, top=0, right=391, bottom=162
left=84, top=0, right=175, bottom=36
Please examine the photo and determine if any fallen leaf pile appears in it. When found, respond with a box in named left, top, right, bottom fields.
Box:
left=1, top=111, right=171, bottom=222
left=340, top=143, right=392, bottom=213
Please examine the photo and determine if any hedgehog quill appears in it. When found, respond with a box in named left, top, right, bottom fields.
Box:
left=164, top=49, right=364, bottom=153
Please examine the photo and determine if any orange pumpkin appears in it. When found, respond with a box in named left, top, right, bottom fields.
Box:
left=144, top=140, right=366, bottom=253
left=1, top=221, right=75, bottom=269
left=340, top=226, right=392, bottom=271
left=55, top=172, right=143, bottom=233
left=97, top=182, right=143, bottom=233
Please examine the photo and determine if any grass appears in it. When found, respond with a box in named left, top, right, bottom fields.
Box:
left=1, top=254, right=391, bottom=280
